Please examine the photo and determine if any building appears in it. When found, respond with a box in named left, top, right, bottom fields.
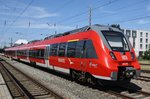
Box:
left=15, top=39, right=28, bottom=45
left=13, top=39, right=28, bottom=46
left=122, top=29, right=150, bottom=57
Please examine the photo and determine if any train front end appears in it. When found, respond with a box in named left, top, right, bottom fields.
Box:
left=93, top=25, right=141, bottom=83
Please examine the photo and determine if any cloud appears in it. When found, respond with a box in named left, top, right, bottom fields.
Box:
left=13, top=21, right=75, bottom=30
left=137, top=19, right=150, bottom=24
left=22, top=6, right=59, bottom=19
left=0, top=1, right=59, bottom=19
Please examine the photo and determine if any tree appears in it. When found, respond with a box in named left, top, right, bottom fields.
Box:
left=143, top=49, right=150, bottom=60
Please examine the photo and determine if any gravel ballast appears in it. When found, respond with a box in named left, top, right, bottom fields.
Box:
left=2, top=56, right=150, bottom=99
left=2, top=57, right=119, bottom=99
left=131, top=72, right=150, bottom=92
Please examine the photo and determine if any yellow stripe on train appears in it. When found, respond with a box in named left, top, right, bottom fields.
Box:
left=68, top=39, right=79, bottom=42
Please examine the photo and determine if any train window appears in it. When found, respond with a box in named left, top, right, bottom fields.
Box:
left=17, top=50, right=26, bottom=56
left=36, top=49, right=44, bottom=58
left=58, top=43, right=66, bottom=57
left=85, top=40, right=97, bottom=58
left=29, top=50, right=32, bottom=57
left=40, top=50, right=44, bottom=57
left=46, top=46, right=51, bottom=56
left=33, top=50, right=36, bottom=57
left=37, top=50, right=40, bottom=57
left=102, top=31, right=129, bottom=52
left=50, top=44, right=58, bottom=56
left=67, top=41, right=77, bottom=57
left=29, top=50, right=37, bottom=57
left=24, top=50, right=27, bottom=56
left=75, top=40, right=85, bottom=58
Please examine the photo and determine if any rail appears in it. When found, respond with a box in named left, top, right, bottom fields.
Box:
left=0, top=60, right=63, bottom=99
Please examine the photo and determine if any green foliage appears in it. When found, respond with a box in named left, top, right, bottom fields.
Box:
left=143, top=49, right=150, bottom=60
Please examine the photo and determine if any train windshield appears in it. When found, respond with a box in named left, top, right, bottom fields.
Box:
left=102, top=31, right=129, bottom=52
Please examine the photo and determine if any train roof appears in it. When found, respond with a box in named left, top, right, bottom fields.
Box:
left=5, top=24, right=122, bottom=51
left=44, top=24, right=122, bottom=40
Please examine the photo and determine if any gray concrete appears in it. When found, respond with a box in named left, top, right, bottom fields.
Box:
left=0, top=72, right=12, bottom=99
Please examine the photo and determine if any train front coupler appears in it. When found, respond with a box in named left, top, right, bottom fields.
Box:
left=117, top=66, right=136, bottom=80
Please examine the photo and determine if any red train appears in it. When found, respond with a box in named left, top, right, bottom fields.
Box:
left=5, top=24, right=141, bottom=84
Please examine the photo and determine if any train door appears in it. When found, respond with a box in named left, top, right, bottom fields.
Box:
left=76, top=40, right=87, bottom=72
left=26, top=50, right=29, bottom=61
left=15, top=50, right=17, bottom=59
left=44, top=45, right=51, bottom=68
left=79, top=40, right=97, bottom=73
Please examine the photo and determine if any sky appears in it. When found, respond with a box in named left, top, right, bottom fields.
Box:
left=0, top=0, right=150, bottom=48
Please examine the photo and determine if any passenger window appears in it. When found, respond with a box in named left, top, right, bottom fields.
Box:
left=58, top=43, right=66, bottom=57
left=37, top=49, right=44, bottom=58
left=50, top=44, right=58, bottom=56
left=33, top=50, right=36, bottom=57
left=67, top=41, right=77, bottom=57
left=33, top=50, right=37, bottom=57
left=75, top=40, right=85, bottom=58
left=29, top=50, right=37, bottom=57
left=85, top=40, right=97, bottom=58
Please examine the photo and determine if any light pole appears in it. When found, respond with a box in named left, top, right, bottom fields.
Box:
left=47, top=23, right=57, bottom=35
left=9, top=37, right=13, bottom=47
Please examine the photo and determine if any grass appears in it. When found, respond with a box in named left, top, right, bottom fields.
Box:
left=138, top=59, right=150, bottom=64
left=141, top=65, right=150, bottom=70
left=139, top=59, right=150, bottom=70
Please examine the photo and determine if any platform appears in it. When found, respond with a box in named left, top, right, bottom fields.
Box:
left=0, top=73, right=12, bottom=99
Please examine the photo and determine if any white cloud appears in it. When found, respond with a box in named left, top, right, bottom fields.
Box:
left=0, top=1, right=59, bottom=19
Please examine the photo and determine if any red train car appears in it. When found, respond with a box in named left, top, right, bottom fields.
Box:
left=5, top=24, right=141, bottom=84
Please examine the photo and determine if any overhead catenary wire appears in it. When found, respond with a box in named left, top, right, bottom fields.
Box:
left=60, top=0, right=146, bottom=26
left=63, top=0, right=147, bottom=29
left=50, top=0, right=105, bottom=25
left=3, top=0, right=34, bottom=34
left=0, top=0, right=11, bottom=9
left=0, top=0, right=34, bottom=45
left=45, top=0, right=120, bottom=37
left=1, top=0, right=149, bottom=47
left=52, top=0, right=73, bottom=13
left=0, top=0, right=17, bottom=34
left=117, top=15, right=150, bottom=23
left=93, top=0, right=146, bottom=19
left=1, top=20, right=7, bottom=34
left=56, top=0, right=120, bottom=24
left=93, top=6, right=147, bottom=24
left=1, top=0, right=22, bottom=34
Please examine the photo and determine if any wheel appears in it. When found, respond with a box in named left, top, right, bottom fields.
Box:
left=71, top=70, right=78, bottom=80
left=86, top=73, right=97, bottom=85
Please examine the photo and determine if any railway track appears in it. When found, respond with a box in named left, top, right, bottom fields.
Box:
left=106, top=86, right=150, bottom=99
left=0, top=60, right=63, bottom=99
left=135, top=76, right=150, bottom=82
left=141, top=70, right=150, bottom=73
left=1, top=57, right=150, bottom=99
left=140, top=63, right=150, bottom=66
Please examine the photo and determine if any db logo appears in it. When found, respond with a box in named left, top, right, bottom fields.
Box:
left=122, top=55, right=128, bottom=60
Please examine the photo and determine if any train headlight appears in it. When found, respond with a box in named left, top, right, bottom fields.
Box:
left=130, top=52, right=135, bottom=60
left=110, top=52, right=117, bottom=60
